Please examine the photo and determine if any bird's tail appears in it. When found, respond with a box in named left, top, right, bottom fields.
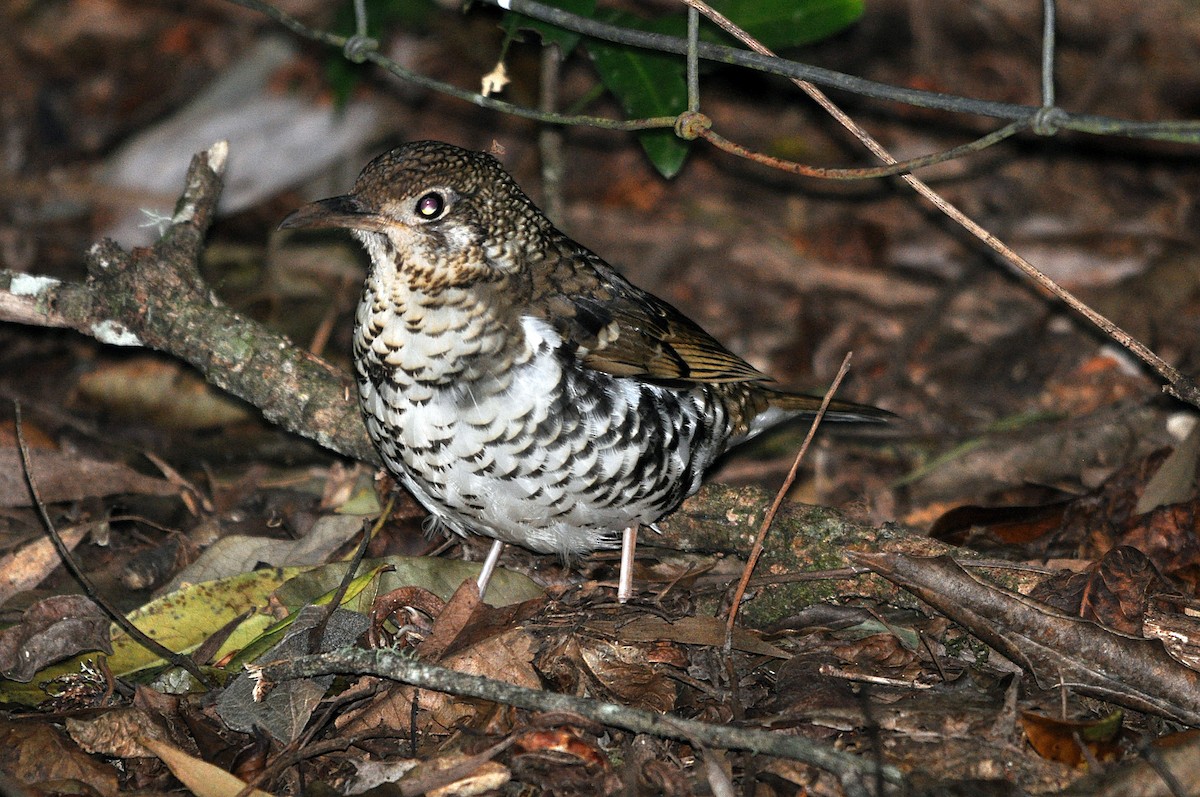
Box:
left=765, top=389, right=894, bottom=424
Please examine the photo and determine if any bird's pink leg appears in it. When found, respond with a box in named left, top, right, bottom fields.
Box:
left=476, top=539, right=505, bottom=600
left=618, top=526, right=637, bottom=603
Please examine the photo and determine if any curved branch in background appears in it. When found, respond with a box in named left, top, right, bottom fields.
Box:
left=489, top=0, right=1200, bottom=144
left=0, top=142, right=380, bottom=466
left=679, top=0, right=1200, bottom=410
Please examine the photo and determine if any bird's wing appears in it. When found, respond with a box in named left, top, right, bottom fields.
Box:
left=545, top=264, right=771, bottom=385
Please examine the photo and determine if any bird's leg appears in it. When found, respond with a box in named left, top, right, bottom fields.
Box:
left=476, top=539, right=505, bottom=600
left=618, top=526, right=637, bottom=603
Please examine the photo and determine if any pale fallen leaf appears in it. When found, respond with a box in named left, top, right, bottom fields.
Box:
left=139, top=735, right=275, bottom=797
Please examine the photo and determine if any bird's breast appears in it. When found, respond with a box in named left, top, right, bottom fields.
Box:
left=354, top=278, right=524, bottom=387
left=353, top=305, right=735, bottom=556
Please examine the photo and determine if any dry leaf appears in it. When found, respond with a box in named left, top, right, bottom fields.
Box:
left=139, top=735, right=275, bottom=797
left=1021, top=709, right=1123, bottom=766
left=0, top=595, right=111, bottom=681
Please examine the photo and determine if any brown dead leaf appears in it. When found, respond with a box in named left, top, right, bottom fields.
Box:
left=614, top=614, right=789, bottom=659
left=425, top=629, right=540, bottom=734
left=1030, top=546, right=1171, bottom=635
left=417, top=579, right=485, bottom=662
left=0, top=595, right=111, bottom=681
left=1020, top=709, right=1124, bottom=766
left=508, top=725, right=622, bottom=795
left=537, top=634, right=677, bottom=714
left=1062, top=448, right=1168, bottom=556
left=0, top=716, right=120, bottom=797
left=66, top=706, right=170, bottom=759
left=929, top=501, right=1069, bottom=547
left=337, top=628, right=540, bottom=738
left=418, top=581, right=545, bottom=662
left=831, top=632, right=918, bottom=672
left=0, top=447, right=177, bottom=507
left=1118, top=500, right=1200, bottom=593
left=1067, top=458, right=1200, bottom=590
left=512, top=728, right=609, bottom=769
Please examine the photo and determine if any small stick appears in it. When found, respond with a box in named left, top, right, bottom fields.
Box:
left=250, top=646, right=903, bottom=796
left=307, top=495, right=391, bottom=654
left=724, top=353, right=853, bottom=640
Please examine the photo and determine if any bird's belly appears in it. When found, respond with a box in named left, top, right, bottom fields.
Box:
left=357, top=350, right=723, bottom=558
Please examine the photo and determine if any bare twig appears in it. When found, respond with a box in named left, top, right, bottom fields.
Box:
left=1040, top=0, right=1057, bottom=110
left=307, top=497, right=389, bottom=655
left=249, top=647, right=904, bottom=797
left=724, top=353, right=854, bottom=638
left=680, top=113, right=1030, bottom=179
left=0, top=142, right=380, bottom=465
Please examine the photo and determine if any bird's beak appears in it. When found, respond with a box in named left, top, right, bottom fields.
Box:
left=279, top=195, right=389, bottom=232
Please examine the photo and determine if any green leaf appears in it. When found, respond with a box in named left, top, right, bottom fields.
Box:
left=633, top=128, right=691, bottom=180
left=273, top=556, right=542, bottom=611
left=0, top=569, right=297, bottom=706
left=579, top=0, right=861, bottom=177
left=502, top=0, right=597, bottom=56
left=587, top=12, right=691, bottom=178
left=708, top=0, right=864, bottom=50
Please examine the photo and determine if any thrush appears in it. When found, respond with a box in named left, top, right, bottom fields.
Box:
left=282, top=140, right=889, bottom=602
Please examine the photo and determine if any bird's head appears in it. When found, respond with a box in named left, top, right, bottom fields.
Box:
left=281, top=141, right=549, bottom=292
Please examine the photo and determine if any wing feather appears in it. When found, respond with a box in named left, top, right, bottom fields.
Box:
left=553, top=280, right=769, bottom=384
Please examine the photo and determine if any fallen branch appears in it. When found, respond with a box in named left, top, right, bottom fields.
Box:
left=249, top=646, right=905, bottom=797
left=0, top=142, right=378, bottom=466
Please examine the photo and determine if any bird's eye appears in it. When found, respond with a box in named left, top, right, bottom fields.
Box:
left=415, top=191, right=445, bottom=220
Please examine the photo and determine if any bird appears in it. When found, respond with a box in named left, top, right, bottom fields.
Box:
left=281, top=140, right=889, bottom=603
